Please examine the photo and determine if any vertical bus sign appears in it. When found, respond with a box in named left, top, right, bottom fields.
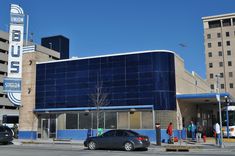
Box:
left=3, top=4, right=24, bottom=106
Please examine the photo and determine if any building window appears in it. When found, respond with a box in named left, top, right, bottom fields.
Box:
left=92, top=112, right=104, bottom=129
left=66, top=113, right=78, bottom=129
left=118, top=112, right=128, bottom=129
left=209, top=63, right=213, bottom=68
left=210, top=73, right=213, bottom=79
left=210, top=84, right=214, bottom=90
left=221, top=84, right=225, bottom=89
left=227, top=41, right=230, bottom=46
left=219, top=62, right=223, bottom=67
left=217, top=33, right=221, bottom=38
left=79, top=112, right=92, bottom=129
left=207, top=34, right=211, bottom=39
left=223, top=19, right=231, bottom=27
left=220, top=73, right=224, bottom=78
left=209, top=20, right=221, bottom=28
left=218, top=42, right=222, bottom=47
left=208, top=43, right=212, bottom=48
left=229, top=72, right=233, bottom=78
left=208, top=52, right=212, bottom=57
left=142, top=112, right=153, bottom=129
left=227, top=50, right=231, bottom=56
left=228, top=61, right=232, bottom=66
left=105, top=112, right=117, bottom=129
left=226, top=32, right=230, bottom=37
left=218, top=51, right=223, bottom=56
left=130, top=112, right=141, bottom=129
left=230, top=83, right=234, bottom=89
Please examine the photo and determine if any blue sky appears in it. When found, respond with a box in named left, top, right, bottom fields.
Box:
left=1, top=0, right=235, bottom=78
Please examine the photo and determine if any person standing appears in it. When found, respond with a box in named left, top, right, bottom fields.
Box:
left=188, top=121, right=196, bottom=141
left=196, top=124, right=203, bottom=143
left=213, top=122, right=222, bottom=146
left=167, top=122, right=173, bottom=144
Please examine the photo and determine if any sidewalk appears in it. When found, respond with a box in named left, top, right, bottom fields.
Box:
left=13, top=138, right=84, bottom=146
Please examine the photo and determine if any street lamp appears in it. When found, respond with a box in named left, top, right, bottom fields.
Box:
left=215, top=74, right=224, bottom=148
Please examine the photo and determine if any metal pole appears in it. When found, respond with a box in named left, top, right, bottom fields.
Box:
left=26, top=15, right=29, bottom=46
left=226, top=105, right=229, bottom=138
left=152, top=107, right=155, bottom=129
left=216, top=74, right=224, bottom=148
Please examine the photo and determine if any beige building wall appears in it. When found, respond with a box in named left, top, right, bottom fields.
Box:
left=174, top=55, right=210, bottom=129
left=175, top=55, right=210, bottom=94
left=19, top=46, right=60, bottom=132
left=203, top=13, right=235, bottom=97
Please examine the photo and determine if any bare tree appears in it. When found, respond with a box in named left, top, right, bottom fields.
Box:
left=89, top=79, right=109, bottom=130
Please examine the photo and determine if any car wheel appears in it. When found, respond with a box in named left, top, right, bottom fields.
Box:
left=124, top=142, right=134, bottom=151
left=88, top=141, right=96, bottom=150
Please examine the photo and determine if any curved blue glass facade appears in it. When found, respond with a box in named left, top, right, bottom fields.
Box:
left=36, top=51, right=176, bottom=110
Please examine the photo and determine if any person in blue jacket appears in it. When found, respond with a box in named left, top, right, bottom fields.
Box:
left=188, top=121, right=196, bottom=141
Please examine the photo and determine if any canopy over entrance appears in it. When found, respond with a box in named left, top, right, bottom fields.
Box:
left=176, top=92, right=234, bottom=137
left=177, top=92, right=234, bottom=105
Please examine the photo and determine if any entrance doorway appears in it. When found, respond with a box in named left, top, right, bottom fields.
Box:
left=40, top=115, right=56, bottom=139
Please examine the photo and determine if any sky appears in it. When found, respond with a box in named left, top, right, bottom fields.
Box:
left=0, top=0, right=235, bottom=78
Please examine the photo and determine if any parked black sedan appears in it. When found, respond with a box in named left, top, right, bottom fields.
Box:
left=0, top=125, right=13, bottom=145
left=84, top=129, right=150, bottom=151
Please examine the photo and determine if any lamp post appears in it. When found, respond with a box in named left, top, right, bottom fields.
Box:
left=215, top=74, right=224, bottom=148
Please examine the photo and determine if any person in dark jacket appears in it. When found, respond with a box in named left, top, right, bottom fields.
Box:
left=188, top=121, right=196, bottom=141
left=167, top=122, right=173, bottom=144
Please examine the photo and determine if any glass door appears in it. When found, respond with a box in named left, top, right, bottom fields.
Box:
left=42, top=119, right=49, bottom=139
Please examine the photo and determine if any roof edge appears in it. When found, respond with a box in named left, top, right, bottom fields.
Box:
left=37, top=49, right=176, bottom=64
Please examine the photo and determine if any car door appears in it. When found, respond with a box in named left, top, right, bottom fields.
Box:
left=113, top=130, right=127, bottom=149
left=99, top=130, right=116, bottom=149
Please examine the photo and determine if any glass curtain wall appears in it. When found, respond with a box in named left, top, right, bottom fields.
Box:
left=36, top=52, right=176, bottom=111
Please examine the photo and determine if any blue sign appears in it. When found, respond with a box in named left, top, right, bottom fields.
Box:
left=3, top=78, right=21, bottom=93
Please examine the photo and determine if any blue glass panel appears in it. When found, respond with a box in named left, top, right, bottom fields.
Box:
left=36, top=52, right=176, bottom=110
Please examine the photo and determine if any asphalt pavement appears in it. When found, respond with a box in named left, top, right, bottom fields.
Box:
left=11, top=137, right=235, bottom=152
left=1, top=142, right=235, bottom=156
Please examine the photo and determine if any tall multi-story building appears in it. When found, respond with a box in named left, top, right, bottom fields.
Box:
left=41, top=35, right=69, bottom=59
left=0, top=31, right=19, bottom=124
left=202, top=13, right=235, bottom=97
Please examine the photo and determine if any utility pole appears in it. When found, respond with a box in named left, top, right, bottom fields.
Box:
left=215, top=74, right=224, bottom=148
